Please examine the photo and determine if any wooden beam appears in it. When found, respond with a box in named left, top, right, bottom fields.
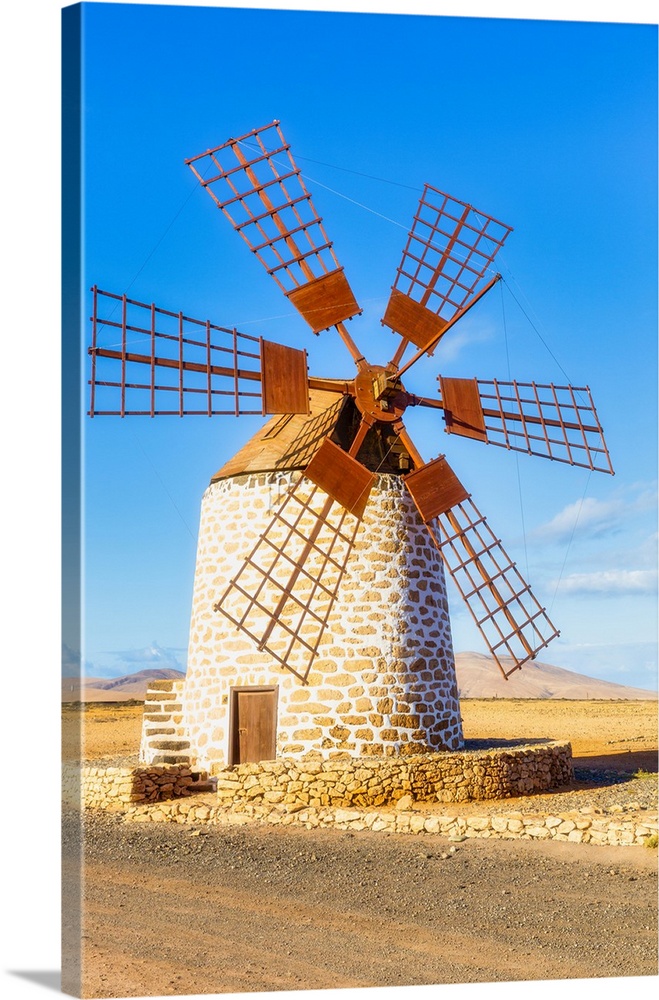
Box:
left=88, top=346, right=261, bottom=383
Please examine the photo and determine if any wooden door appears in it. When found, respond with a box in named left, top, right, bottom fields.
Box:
left=230, top=687, right=278, bottom=765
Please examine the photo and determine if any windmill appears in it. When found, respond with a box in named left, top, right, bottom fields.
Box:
left=89, top=121, right=613, bottom=768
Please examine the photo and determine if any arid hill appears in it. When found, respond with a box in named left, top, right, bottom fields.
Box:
left=455, top=651, right=656, bottom=699
left=62, top=656, right=656, bottom=702
left=62, top=668, right=185, bottom=702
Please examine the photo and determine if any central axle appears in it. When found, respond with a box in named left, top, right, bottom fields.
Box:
left=353, top=364, right=407, bottom=423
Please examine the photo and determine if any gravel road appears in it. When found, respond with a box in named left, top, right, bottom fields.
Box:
left=63, top=805, right=657, bottom=999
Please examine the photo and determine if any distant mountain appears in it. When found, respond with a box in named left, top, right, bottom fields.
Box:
left=62, top=656, right=657, bottom=703
left=62, top=668, right=185, bottom=702
left=455, top=652, right=657, bottom=699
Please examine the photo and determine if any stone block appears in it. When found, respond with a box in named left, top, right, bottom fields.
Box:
left=526, top=826, right=550, bottom=839
left=293, top=727, right=323, bottom=740
left=317, top=688, right=342, bottom=701
left=302, top=702, right=333, bottom=715
left=466, top=817, right=490, bottom=831
left=329, top=726, right=350, bottom=740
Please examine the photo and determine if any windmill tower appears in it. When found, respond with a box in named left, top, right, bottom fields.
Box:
left=88, top=121, right=613, bottom=770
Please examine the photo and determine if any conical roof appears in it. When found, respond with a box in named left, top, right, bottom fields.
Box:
left=211, top=381, right=415, bottom=482
left=211, top=388, right=347, bottom=481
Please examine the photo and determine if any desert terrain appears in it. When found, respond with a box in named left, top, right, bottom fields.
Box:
left=63, top=697, right=658, bottom=998
left=63, top=695, right=658, bottom=773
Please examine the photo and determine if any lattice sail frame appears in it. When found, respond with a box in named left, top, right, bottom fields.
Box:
left=426, top=499, right=558, bottom=677
left=475, top=379, right=614, bottom=473
left=88, top=287, right=310, bottom=417
left=185, top=120, right=361, bottom=333
left=437, top=376, right=613, bottom=474
left=382, top=185, right=513, bottom=354
left=88, top=287, right=262, bottom=416
left=404, top=456, right=559, bottom=678
left=214, top=474, right=364, bottom=682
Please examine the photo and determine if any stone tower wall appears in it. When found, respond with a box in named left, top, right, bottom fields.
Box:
left=182, top=472, right=463, bottom=769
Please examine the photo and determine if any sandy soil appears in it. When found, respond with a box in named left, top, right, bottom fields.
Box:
left=460, top=698, right=658, bottom=773
left=62, top=702, right=144, bottom=762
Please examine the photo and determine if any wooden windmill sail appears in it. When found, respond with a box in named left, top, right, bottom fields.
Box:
left=89, top=120, right=614, bottom=685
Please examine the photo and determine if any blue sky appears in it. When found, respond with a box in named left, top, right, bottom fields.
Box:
left=71, top=2, right=658, bottom=689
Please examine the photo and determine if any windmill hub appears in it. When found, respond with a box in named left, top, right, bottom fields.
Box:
left=353, top=364, right=407, bottom=423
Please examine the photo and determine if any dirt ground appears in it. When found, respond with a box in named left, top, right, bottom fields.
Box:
left=63, top=807, right=658, bottom=999
left=62, top=699, right=658, bottom=998
left=63, top=697, right=659, bottom=773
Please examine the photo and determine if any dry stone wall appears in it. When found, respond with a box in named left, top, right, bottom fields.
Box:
left=117, top=797, right=658, bottom=847
left=210, top=741, right=573, bottom=807
left=62, top=763, right=212, bottom=811
left=179, top=472, right=462, bottom=770
left=65, top=743, right=570, bottom=810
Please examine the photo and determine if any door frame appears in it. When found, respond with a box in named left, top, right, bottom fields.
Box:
left=228, top=685, right=279, bottom=766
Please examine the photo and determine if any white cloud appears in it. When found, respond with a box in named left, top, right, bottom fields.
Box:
left=534, top=496, right=625, bottom=542
left=556, top=568, right=658, bottom=595
left=552, top=638, right=658, bottom=691
left=437, top=317, right=495, bottom=364
left=533, top=486, right=657, bottom=544
left=604, top=531, right=659, bottom=571
left=84, top=641, right=187, bottom=678
left=559, top=639, right=657, bottom=654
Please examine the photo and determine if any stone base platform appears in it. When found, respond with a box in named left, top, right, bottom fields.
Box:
left=62, top=741, right=659, bottom=847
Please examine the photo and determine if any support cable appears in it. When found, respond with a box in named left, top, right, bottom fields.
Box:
left=127, top=424, right=197, bottom=542
left=500, top=280, right=530, bottom=582
left=549, top=470, right=593, bottom=615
